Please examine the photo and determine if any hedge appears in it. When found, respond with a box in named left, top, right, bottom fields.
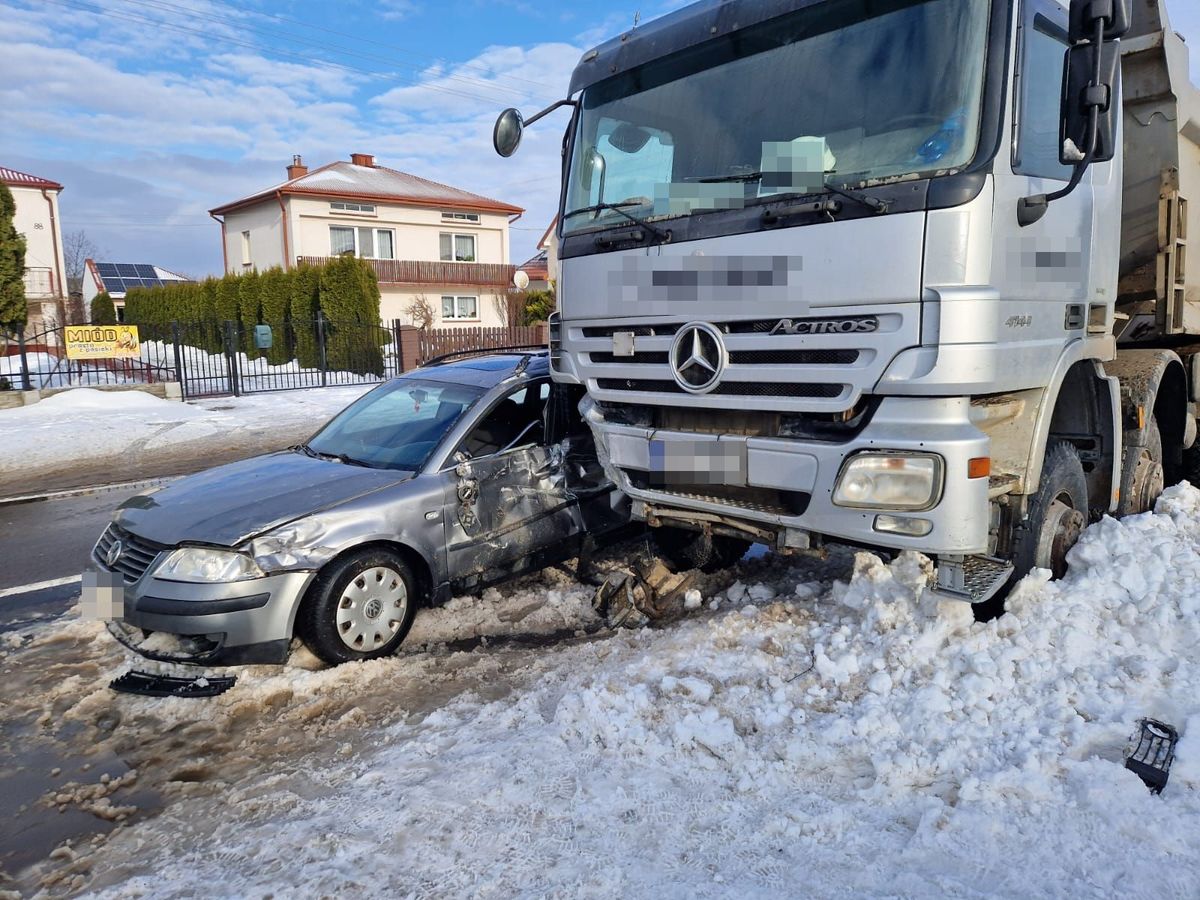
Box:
left=90, top=291, right=117, bottom=325
left=119, top=259, right=384, bottom=374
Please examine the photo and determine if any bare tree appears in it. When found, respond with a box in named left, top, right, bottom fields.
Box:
left=404, top=294, right=436, bottom=330
left=62, top=229, right=100, bottom=293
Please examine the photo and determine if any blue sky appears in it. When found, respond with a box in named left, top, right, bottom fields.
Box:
left=3, top=0, right=1199, bottom=279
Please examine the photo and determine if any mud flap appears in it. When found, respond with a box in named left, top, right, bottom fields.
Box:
left=593, top=558, right=698, bottom=628
left=110, top=670, right=237, bottom=698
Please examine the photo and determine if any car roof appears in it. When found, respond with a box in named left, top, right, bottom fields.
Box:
left=399, top=350, right=550, bottom=389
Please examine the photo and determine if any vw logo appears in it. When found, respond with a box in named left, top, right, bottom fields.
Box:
left=670, top=322, right=727, bottom=394
left=105, top=540, right=124, bottom=568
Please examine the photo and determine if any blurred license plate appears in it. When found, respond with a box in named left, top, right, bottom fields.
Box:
left=648, top=439, right=746, bottom=487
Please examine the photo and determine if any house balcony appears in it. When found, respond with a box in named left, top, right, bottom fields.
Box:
left=298, top=257, right=517, bottom=290
left=23, top=267, right=58, bottom=298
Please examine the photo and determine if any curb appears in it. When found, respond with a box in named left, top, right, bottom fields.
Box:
left=0, top=477, right=175, bottom=508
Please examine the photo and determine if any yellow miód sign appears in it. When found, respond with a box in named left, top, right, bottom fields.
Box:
left=65, top=325, right=141, bottom=360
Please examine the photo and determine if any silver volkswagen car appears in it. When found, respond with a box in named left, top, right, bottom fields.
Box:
left=90, top=350, right=629, bottom=666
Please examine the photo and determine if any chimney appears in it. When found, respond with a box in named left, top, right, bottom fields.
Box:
left=350, top=153, right=376, bottom=167
left=287, top=155, right=308, bottom=180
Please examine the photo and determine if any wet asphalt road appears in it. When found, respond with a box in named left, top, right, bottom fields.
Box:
left=0, top=487, right=154, bottom=632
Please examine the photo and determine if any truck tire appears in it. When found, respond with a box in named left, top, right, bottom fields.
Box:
left=652, top=527, right=750, bottom=573
left=1116, top=419, right=1164, bottom=517
left=1011, top=441, right=1088, bottom=582
left=297, top=548, right=418, bottom=666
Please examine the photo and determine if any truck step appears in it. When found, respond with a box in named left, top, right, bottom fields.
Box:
left=930, top=555, right=1014, bottom=604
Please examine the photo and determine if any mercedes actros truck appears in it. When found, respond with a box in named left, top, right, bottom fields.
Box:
left=495, top=0, right=1200, bottom=605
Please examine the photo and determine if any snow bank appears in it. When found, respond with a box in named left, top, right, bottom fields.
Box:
left=43, top=487, right=1199, bottom=896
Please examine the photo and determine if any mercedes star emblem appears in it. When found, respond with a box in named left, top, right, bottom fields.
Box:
left=670, top=322, right=727, bottom=394
left=105, top=539, right=124, bottom=568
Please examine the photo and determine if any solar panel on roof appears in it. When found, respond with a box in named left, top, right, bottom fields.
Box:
left=116, top=264, right=138, bottom=277
left=100, top=275, right=123, bottom=292
left=97, top=263, right=119, bottom=277
left=135, top=264, right=157, bottom=278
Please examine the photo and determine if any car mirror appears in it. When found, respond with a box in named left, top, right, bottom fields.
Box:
left=493, top=108, right=524, bottom=157
left=1060, top=40, right=1120, bottom=165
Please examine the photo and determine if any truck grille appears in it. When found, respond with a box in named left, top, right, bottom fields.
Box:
left=625, top=471, right=810, bottom=517
left=589, top=349, right=858, bottom=366
left=94, top=523, right=169, bottom=583
left=597, top=379, right=843, bottom=399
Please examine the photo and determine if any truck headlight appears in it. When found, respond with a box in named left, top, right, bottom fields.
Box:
left=154, top=548, right=266, bottom=583
left=832, top=452, right=943, bottom=511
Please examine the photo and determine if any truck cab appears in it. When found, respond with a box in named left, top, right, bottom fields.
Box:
left=497, top=0, right=1200, bottom=605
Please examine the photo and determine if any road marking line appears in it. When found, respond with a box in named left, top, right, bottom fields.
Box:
left=0, top=575, right=83, bottom=599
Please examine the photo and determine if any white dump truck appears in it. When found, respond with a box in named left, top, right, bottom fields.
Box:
left=495, top=0, right=1200, bottom=605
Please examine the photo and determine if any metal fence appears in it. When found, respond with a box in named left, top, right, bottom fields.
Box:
left=2, top=318, right=549, bottom=400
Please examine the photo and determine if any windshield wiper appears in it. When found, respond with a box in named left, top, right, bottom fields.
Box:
left=291, top=443, right=320, bottom=459
left=693, top=171, right=763, bottom=183
left=562, top=202, right=671, bottom=242
left=823, top=181, right=890, bottom=213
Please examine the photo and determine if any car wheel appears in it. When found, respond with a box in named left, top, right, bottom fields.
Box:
left=298, top=548, right=418, bottom=665
left=652, top=527, right=750, bottom=573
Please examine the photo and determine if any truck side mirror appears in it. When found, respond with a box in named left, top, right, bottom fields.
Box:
left=1059, top=41, right=1120, bottom=165
left=493, top=108, right=524, bottom=157
left=1068, top=0, right=1130, bottom=44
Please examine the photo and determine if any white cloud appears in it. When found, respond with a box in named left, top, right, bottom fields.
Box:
left=379, top=0, right=419, bottom=21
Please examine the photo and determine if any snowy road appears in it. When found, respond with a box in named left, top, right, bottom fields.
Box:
left=3, top=491, right=1200, bottom=897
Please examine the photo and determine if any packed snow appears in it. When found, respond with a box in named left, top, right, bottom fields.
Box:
left=6, top=487, right=1200, bottom=896
left=0, top=384, right=373, bottom=496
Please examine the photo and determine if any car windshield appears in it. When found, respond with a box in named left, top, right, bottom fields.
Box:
left=563, top=0, right=991, bottom=235
left=307, top=378, right=484, bottom=471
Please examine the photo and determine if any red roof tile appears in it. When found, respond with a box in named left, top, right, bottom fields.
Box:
left=0, top=166, right=63, bottom=191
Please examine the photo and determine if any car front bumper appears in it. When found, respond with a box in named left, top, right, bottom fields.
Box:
left=90, top=565, right=315, bottom=666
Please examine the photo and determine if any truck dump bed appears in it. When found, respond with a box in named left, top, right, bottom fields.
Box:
left=1117, top=0, right=1200, bottom=339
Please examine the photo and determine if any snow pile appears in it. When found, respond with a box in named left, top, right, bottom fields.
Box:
left=62, top=488, right=1200, bottom=896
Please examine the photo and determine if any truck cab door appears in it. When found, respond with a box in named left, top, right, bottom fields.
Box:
left=990, top=0, right=1099, bottom=359
left=442, top=380, right=580, bottom=588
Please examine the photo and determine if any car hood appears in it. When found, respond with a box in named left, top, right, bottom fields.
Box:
left=113, top=451, right=415, bottom=548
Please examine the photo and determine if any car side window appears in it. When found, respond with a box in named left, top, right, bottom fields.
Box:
left=459, top=381, right=550, bottom=459
left=1014, top=6, right=1073, bottom=181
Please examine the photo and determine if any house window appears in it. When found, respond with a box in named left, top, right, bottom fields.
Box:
left=442, top=211, right=480, bottom=223
left=441, top=295, right=478, bottom=320
left=240, top=230, right=252, bottom=266
left=439, top=233, right=476, bottom=262
left=330, top=201, right=376, bottom=214
left=329, top=226, right=396, bottom=259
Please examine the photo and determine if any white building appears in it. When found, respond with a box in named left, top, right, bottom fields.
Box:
left=2, top=165, right=67, bottom=333
left=209, top=154, right=524, bottom=328
left=81, top=260, right=192, bottom=322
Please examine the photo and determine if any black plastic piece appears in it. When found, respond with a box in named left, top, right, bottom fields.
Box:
left=111, top=670, right=237, bottom=698
left=1124, top=718, right=1178, bottom=794
left=927, top=172, right=988, bottom=210
left=1018, top=194, right=1049, bottom=227
left=137, top=593, right=270, bottom=616
left=1068, top=0, right=1130, bottom=44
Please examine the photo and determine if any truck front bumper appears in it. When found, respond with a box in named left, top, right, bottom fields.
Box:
left=585, top=395, right=991, bottom=556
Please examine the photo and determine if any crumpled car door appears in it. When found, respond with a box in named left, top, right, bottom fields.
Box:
left=443, top=443, right=579, bottom=587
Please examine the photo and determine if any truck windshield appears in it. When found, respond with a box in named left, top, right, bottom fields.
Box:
left=563, top=0, right=991, bottom=235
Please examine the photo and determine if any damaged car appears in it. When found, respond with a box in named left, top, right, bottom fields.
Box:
left=88, top=350, right=629, bottom=666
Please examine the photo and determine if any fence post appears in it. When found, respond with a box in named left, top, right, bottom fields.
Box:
left=171, top=321, right=187, bottom=401
left=317, top=310, right=328, bottom=387
left=224, top=320, right=241, bottom=397
left=16, top=324, right=31, bottom=391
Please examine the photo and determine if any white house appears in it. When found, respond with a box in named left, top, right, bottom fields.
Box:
left=2, top=165, right=68, bottom=333
left=209, top=154, right=524, bottom=328
left=81, top=260, right=192, bottom=322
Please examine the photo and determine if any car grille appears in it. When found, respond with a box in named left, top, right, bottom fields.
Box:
left=94, top=523, right=169, bottom=583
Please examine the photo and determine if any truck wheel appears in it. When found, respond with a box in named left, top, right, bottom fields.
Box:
left=652, top=527, right=750, bottom=573
left=1117, top=419, right=1164, bottom=517
left=297, top=548, right=418, bottom=666
left=1011, top=441, right=1088, bottom=582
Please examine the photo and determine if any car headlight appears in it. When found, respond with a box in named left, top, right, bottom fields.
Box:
left=248, top=518, right=336, bottom=572
left=832, top=452, right=943, bottom=511
left=154, top=547, right=266, bottom=583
